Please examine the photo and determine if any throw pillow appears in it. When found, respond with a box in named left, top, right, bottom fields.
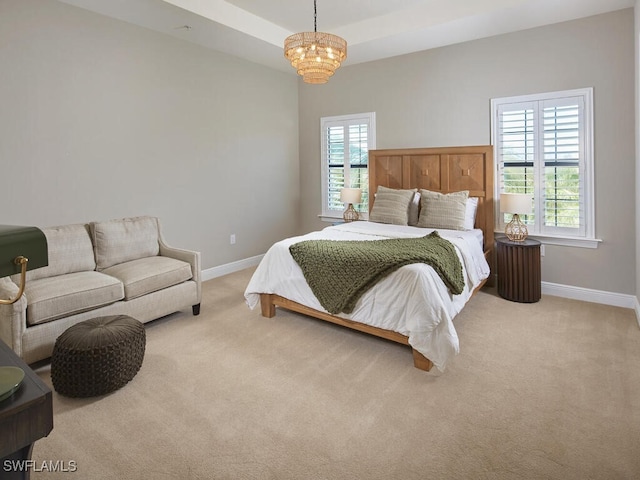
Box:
left=417, top=190, right=469, bottom=230
left=369, top=186, right=417, bottom=225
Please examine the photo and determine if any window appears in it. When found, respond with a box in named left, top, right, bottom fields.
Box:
left=320, top=112, right=376, bottom=219
left=491, top=88, right=598, bottom=247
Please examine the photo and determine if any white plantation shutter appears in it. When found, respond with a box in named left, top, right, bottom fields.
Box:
left=542, top=99, right=584, bottom=235
left=321, top=113, right=376, bottom=218
left=326, top=125, right=345, bottom=212
left=497, top=102, right=536, bottom=224
left=492, top=89, right=594, bottom=241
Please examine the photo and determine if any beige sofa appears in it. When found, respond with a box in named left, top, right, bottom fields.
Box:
left=0, top=216, right=201, bottom=364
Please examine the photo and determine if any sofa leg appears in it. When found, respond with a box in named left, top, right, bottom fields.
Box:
left=192, top=304, right=201, bottom=316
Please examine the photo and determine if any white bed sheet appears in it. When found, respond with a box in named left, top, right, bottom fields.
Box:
left=244, top=221, right=490, bottom=372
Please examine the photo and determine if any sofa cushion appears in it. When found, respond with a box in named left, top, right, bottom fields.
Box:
left=11, top=224, right=96, bottom=283
left=101, top=256, right=193, bottom=300
left=91, top=216, right=159, bottom=271
left=25, top=271, right=124, bottom=326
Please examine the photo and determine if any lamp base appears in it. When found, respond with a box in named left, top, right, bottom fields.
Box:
left=343, top=204, right=359, bottom=223
left=0, top=256, right=28, bottom=305
left=505, top=214, right=528, bottom=241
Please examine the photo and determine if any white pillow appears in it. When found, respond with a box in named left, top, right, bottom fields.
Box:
left=464, top=197, right=479, bottom=230
left=408, top=191, right=421, bottom=226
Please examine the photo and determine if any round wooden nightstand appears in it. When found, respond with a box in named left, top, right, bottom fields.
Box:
left=495, top=236, right=541, bottom=303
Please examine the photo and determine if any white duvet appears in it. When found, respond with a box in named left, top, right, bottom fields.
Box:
left=244, top=221, right=490, bottom=372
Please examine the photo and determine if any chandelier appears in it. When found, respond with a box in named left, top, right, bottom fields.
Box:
left=284, top=0, right=347, bottom=84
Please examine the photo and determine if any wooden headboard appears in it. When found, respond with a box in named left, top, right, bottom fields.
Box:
left=368, top=145, right=495, bottom=277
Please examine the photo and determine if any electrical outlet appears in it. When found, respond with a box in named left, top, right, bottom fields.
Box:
left=230, top=234, right=236, bottom=245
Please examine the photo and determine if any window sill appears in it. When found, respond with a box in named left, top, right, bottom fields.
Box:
left=494, top=231, right=602, bottom=249
left=319, top=214, right=369, bottom=223
left=319, top=215, right=341, bottom=222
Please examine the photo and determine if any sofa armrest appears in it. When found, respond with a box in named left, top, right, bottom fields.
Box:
left=158, top=240, right=202, bottom=302
left=0, top=277, right=28, bottom=357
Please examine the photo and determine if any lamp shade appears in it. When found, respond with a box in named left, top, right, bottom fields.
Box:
left=0, top=225, right=48, bottom=277
left=340, top=188, right=362, bottom=204
left=500, top=193, right=533, bottom=215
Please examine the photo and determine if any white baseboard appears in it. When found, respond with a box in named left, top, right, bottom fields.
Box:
left=201, top=254, right=264, bottom=282
left=201, top=258, right=640, bottom=327
left=542, top=280, right=638, bottom=312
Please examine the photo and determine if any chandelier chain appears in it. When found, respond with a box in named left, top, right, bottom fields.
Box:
left=314, top=0, right=317, bottom=32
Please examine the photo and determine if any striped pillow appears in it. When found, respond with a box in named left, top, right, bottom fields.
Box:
left=417, top=190, right=469, bottom=230
left=369, top=186, right=417, bottom=225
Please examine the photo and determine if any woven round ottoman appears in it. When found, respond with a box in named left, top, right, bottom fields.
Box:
left=51, top=315, right=146, bottom=398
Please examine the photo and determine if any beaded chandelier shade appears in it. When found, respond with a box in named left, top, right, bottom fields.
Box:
left=284, top=0, right=347, bottom=84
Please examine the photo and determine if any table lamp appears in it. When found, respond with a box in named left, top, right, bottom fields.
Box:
left=340, top=188, right=362, bottom=222
left=500, top=193, right=533, bottom=242
left=0, top=225, right=48, bottom=305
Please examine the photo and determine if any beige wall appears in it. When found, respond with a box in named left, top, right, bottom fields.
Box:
left=298, top=9, right=636, bottom=296
left=0, top=0, right=300, bottom=271
left=1, top=1, right=636, bottom=299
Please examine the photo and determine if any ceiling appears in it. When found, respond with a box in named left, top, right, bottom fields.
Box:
left=58, top=0, right=634, bottom=74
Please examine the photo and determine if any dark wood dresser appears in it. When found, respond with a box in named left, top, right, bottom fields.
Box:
left=496, top=236, right=541, bottom=303
left=0, top=340, right=53, bottom=480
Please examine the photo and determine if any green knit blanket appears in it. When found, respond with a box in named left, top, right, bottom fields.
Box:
left=289, top=231, right=464, bottom=314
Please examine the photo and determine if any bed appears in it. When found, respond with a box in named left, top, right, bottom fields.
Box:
left=245, top=145, right=494, bottom=372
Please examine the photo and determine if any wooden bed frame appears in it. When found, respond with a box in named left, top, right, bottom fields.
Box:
left=260, top=145, right=494, bottom=371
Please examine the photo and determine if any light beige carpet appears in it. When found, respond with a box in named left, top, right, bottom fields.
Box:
left=30, top=268, right=640, bottom=480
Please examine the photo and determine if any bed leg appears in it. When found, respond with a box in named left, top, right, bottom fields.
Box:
left=412, top=349, right=434, bottom=372
left=260, top=294, right=276, bottom=318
